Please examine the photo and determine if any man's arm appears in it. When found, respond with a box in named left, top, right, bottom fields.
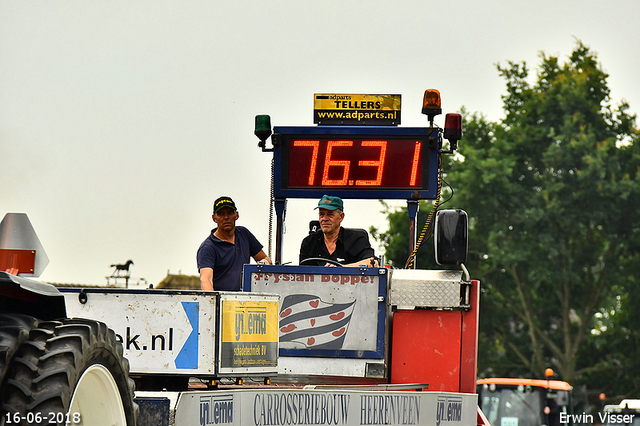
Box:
left=200, top=267, right=214, bottom=291
left=341, top=257, right=379, bottom=268
left=253, top=250, right=272, bottom=265
left=343, top=229, right=377, bottom=267
left=243, top=227, right=272, bottom=265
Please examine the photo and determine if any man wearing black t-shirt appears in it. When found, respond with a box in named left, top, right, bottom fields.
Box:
left=299, top=195, right=378, bottom=267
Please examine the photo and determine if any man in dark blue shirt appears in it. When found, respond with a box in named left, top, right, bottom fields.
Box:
left=197, top=196, right=271, bottom=291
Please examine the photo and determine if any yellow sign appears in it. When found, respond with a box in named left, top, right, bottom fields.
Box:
left=314, top=94, right=400, bottom=111
left=314, top=94, right=401, bottom=125
left=220, top=298, right=279, bottom=369
left=222, top=299, right=278, bottom=343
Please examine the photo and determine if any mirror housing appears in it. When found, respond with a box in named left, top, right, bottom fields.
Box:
left=434, top=209, right=468, bottom=266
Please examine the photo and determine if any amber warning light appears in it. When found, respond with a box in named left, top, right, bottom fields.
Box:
left=422, top=89, right=442, bottom=114
left=421, top=89, right=442, bottom=126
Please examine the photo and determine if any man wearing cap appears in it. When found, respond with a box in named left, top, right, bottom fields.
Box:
left=197, top=196, right=271, bottom=291
left=299, top=195, right=378, bottom=267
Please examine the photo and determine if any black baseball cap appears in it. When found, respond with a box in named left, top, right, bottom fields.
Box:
left=213, top=196, right=237, bottom=214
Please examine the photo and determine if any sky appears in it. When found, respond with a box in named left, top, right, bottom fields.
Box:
left=2, top=1, right=639, bottom=286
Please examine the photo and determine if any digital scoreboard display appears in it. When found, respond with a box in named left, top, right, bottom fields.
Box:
left=287, top=138, right=422, bottom=188
left=273, top=126, right=439, bottom=200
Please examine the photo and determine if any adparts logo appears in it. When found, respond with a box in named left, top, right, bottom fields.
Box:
left=436, top=396, right=463, bottom=426
left=200, top=394, right=233, bottom=425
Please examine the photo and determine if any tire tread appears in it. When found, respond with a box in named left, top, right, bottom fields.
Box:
left=0, top=317, right=137, bottom=426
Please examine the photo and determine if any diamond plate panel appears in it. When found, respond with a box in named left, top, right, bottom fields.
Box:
left=389, top=269, right=463, bottom=308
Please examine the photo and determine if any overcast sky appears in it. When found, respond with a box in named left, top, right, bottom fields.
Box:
left=2, top=1, right=638, bottom=286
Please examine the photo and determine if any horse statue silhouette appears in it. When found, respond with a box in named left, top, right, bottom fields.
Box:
left=110, top=260, right=134, bottom=277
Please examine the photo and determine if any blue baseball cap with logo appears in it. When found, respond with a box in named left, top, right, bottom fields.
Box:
left=315, top=195, right=344, bottom=211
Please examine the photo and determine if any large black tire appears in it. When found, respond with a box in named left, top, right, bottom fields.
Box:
left=0, top=317, right=138, bottom=426
left=0, top=315, right=39, bottom=386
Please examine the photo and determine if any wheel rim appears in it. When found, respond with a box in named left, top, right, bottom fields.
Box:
left=69, top=364, right=127, bottom=426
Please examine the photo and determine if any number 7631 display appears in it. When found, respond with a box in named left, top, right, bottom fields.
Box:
left=287, top=138, right=425, bottom=189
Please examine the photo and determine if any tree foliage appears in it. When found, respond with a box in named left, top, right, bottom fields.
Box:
left=374, top=41, right=640, bottom=396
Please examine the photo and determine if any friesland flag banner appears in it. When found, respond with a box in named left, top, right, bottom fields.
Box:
left=278, top=294, right=355, bottom=350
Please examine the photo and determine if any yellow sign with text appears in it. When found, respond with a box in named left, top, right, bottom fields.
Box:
left=220, top=298, right=279, bottom=369
left=314, top=94, right=401, bottom=125
left=221, top=299, right=278, bottom=343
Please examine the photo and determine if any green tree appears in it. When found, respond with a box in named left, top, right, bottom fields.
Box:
left=374, top=41, right=640, bottom=394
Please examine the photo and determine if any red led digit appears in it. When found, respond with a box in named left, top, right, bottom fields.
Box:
left=409, top=141, right=421, bottom=186
left=293, top=140, right=320, bottom=185
left=356, top=141, right=387, bottom=186
left=322, top=140, right=353, bottom=186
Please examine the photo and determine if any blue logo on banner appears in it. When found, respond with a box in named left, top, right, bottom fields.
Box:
left=175, top=301, right=199, bottom=369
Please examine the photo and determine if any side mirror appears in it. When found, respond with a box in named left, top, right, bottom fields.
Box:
left=434, top=209, right=468, bottom=266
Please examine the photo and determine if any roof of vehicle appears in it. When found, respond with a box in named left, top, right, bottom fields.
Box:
left=605, top=400, right=640, bottom=410
left=477, top=378, right=572, bottom=391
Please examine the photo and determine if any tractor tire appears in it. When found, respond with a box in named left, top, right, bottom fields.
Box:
left=0, top=315, right=39, bottom=385
left=0, top=317, right=138, bottom=426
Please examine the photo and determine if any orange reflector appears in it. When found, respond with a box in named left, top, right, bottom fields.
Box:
left=545, top=368, right=554, bottom=378
left=422, top=89, right=442, bottom=116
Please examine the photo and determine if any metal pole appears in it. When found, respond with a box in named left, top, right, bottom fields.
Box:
left=407, top=200, right=419, bottom=269
left=273, top=198, right=286, bottom=265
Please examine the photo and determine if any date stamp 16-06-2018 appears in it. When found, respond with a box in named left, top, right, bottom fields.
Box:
left=4, top=412, right=81, bottom=425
